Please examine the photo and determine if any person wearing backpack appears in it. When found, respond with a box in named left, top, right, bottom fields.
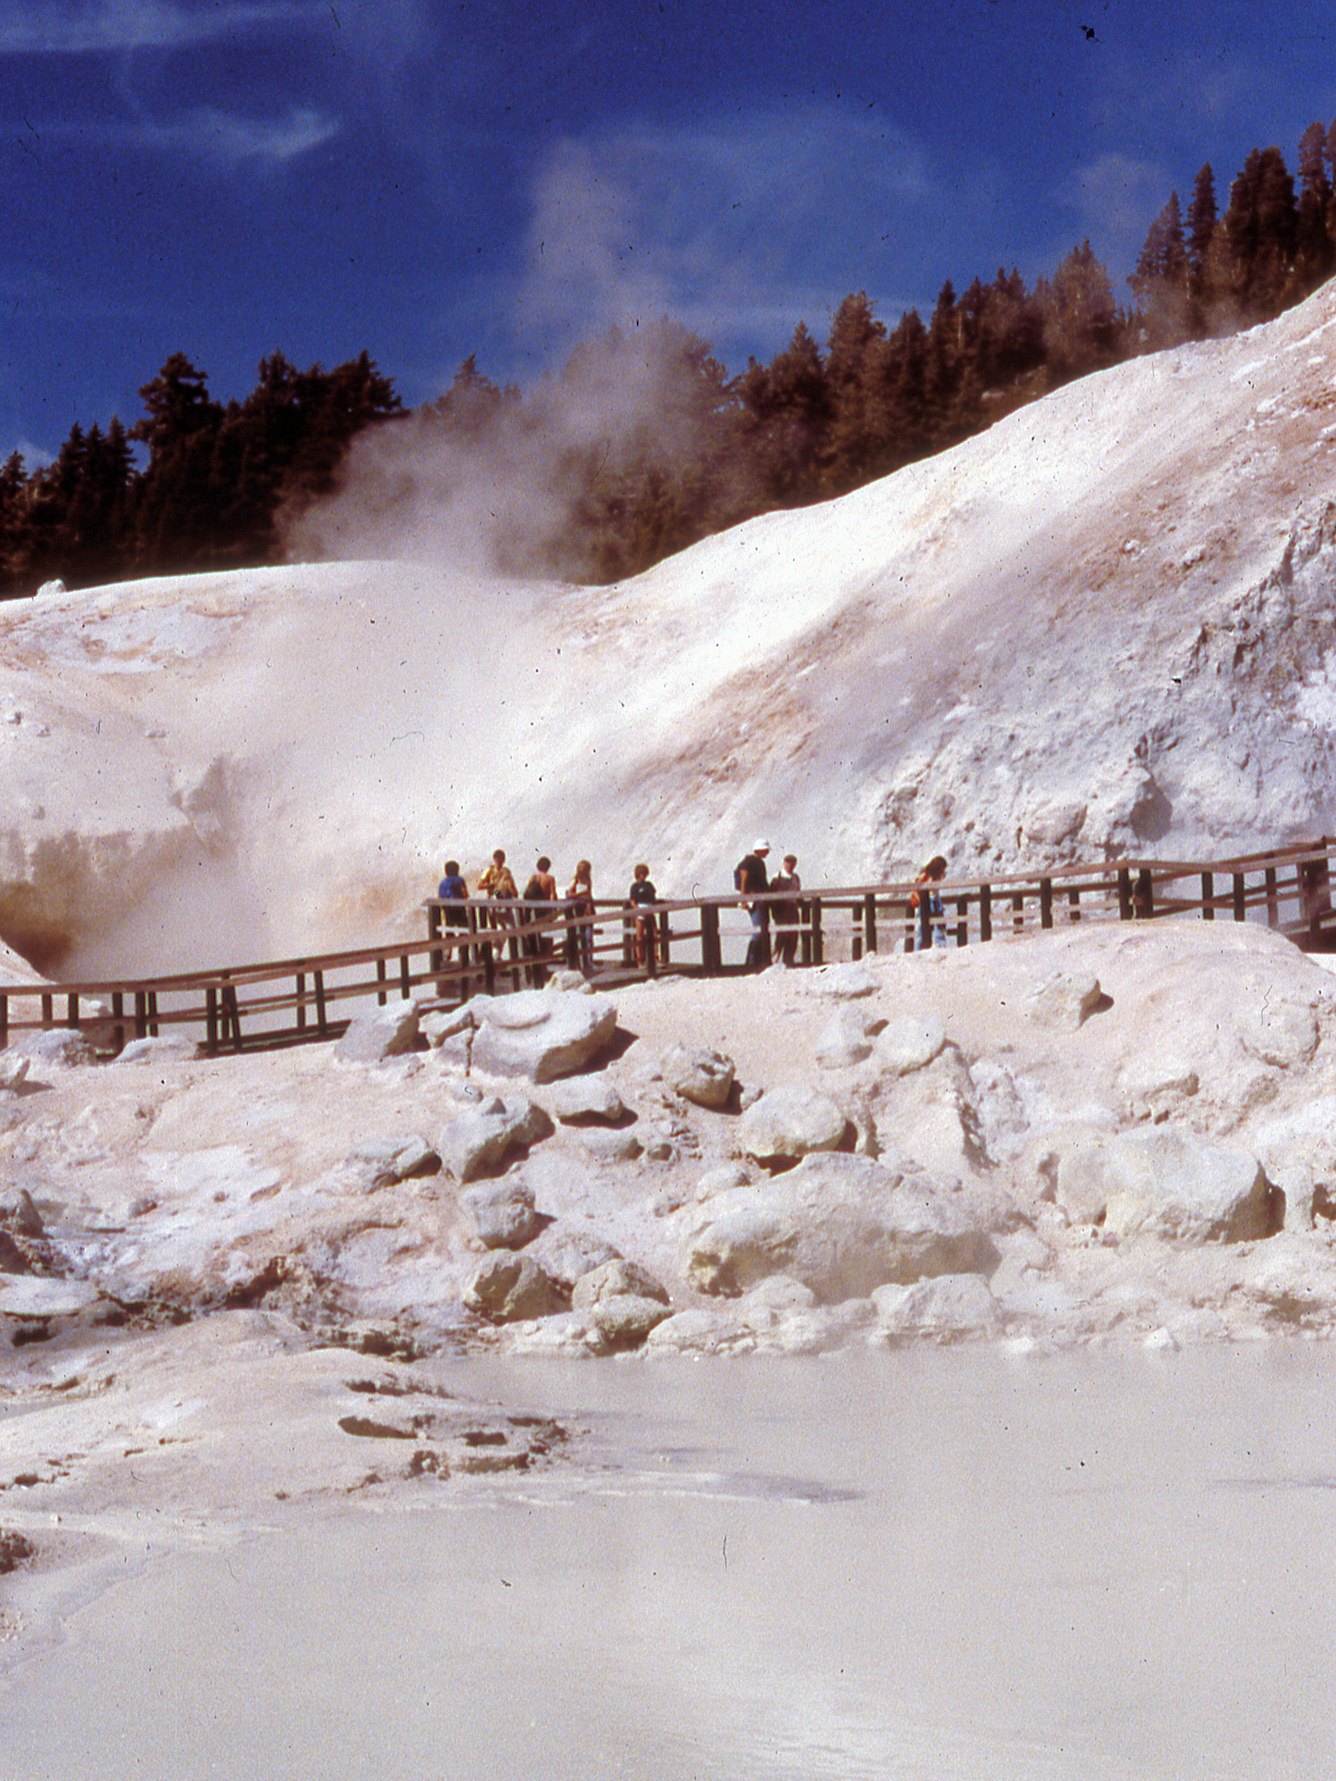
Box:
left=734, top=839, right=771, bottom=970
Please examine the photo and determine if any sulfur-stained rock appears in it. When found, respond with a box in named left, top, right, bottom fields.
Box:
left=590, top=1293, right=673, bottom=1350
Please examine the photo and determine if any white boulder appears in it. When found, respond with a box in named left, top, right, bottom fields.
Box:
left=335, top=1000, right=421, bottom=1063
left=1026, top=972, right=1102, bottom=1031
left=738, top=1084, right=851, bottom=1163
left=815, top=1006, right=877, bottom=1069
left=874, top=1011, right=946, bottom=1076
left=463, top=1253, right=567, bottom=1321
left=685, top=1153, right=1000, bottom=1301
left=1057, top=1127, right=1275, bottom=1242
left=459, top=1177, right=544, bottom=1250
left=660, top=1043, right=735, bottom=1108
left=545, top=1074, right=626, bottom=1123
left=871, top=1273, right=1001, bottom=1343
left=466, top=990, right=618, bottom=1082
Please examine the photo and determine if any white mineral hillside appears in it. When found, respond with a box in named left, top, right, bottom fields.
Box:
left=3, top=283, right=1336, bottom=978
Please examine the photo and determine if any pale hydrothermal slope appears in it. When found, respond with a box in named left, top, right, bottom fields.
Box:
left=3, top=284, right=1336, bottom=974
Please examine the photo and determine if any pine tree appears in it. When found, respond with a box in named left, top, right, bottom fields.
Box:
left=1129, top=194, right=1190, bottom=349
left=823, top=292, right=887, bottom=494
left=1295, top=122, right=1333, bottom=291
left=737, top=321, right=830, bottom=505
left=1186, top=164, right=1219, bottom=317
left=1222, top=147, right=1298, bottom=320
left=1041, top=242, right=1119, bottom=384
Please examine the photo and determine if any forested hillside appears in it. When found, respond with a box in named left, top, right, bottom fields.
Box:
left=3, top=120, right=1335, bottom=597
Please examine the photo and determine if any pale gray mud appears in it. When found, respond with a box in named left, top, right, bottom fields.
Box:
left=4, top=1345, right=1336, bottom=1781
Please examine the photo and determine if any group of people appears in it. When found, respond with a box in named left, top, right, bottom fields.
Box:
left=435, top=844, right=952, bottom=980
left=733, top=839, right=803, bottom=970
left=437, top=848, right=658, bottom=976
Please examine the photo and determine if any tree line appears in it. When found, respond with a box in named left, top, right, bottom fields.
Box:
left=4, top=119, right=1336, bottom=598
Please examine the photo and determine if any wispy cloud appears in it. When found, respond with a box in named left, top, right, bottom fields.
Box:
left=0, top=0, right=323, bottom=57
left=171, top=104, right=340, bottom=168
left=514, top=103, right=938, bottom=361
left=47, top=102, right=341, bottom=168
left=1058, top=152, right=1171, bottom=243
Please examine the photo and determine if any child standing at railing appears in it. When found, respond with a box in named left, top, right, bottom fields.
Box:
left=566, top=859, right=595, bottom=973
left=628, top=863, right=657, bottom=968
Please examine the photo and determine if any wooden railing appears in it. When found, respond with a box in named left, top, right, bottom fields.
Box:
left=3, top=839, right=1333, bottom=1058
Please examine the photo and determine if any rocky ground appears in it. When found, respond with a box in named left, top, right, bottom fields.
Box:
left=4, top=916, right=1336, bottom=1602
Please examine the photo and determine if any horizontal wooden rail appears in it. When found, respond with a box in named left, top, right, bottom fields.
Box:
left=1, top=840, right=1332, bottom=1059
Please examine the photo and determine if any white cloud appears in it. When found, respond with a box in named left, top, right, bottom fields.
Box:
left=514, top=103, right=938, bottom=360
left=49, top=103, right=341, bottom=167
left=0, top=0, right=322, bottom=56
left=175, top=104, right=341, bottom=168
left=1058, top=152, right=1171, bottom=242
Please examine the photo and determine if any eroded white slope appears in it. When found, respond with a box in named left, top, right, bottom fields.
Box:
left=3, top=284, right=1336, bottom=973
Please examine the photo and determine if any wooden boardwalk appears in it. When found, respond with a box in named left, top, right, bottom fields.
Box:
left=3, top=839, right=1333, bottom=1058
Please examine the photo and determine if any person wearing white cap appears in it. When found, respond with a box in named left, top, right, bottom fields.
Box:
left=733, top=838, right=772, bottom=970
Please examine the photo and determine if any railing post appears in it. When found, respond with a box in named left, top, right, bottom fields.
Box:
left=296, top=970, right=306, bottom=1032
left=863, top=893, right=877, bottom=956
left=701, top=903, right=720, bottom=975
left=955, top=898, right=968, bottom=947
left=809, top=897, right=823, bottom=966
left=40, top=992, right=52, bottom=1028
left=1011, top=892, right=1024, bottom=934
left=1117, top=867, right=1134, bottom=921
left=0, top=991, right=8, bottom=1048
left=66, top=992, right=78, bottom=1028
left=1040, top=878, right=1053, bottom=930
left=375, top=958, right=387, bottom=1007
left=147, top=991, right=159, bottom=1037
left=1265, top=866, right=1279, bottom=927
left=400, top=954, right=411, bottom=999
left=134, top=991, right=148, bottom=1039
left=206, top=987, right=218, bottom=1054
left=1232, top=873, right=1246, bottom=922
left=111, top=990, right=125, bottom=1055
left=980, top=884, right=992, bottom=942
left=919, top=895, right=932, bottom=950
left=1067, top=887, right=1081, bottom=922
left=1201, top=870, right=1214, bottom=921
left=314, top=970, right=328, bottom=1035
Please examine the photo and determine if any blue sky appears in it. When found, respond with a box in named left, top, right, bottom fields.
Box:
left=2, top=0, right=1334, bottom=463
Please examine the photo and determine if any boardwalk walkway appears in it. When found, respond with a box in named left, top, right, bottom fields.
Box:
left=3, top=839, right=1333, bottom=1057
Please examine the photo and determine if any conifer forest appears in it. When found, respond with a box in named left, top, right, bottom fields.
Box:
left=4, top=122, right=1335, bottom=597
